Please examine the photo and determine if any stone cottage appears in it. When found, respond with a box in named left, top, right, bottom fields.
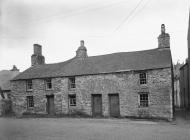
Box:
left=11, top=24, right=174, bottom=120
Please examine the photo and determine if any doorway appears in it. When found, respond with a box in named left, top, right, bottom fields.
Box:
left=92, top=94, right=102, bottom=117
left=109, top=94, right=120, bottom=117
left=46, top=95, right=55, bottom=115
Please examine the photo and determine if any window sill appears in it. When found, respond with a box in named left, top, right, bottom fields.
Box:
left=138, top=106, right=149, bottom=108
left=139, top=83, right=148, bottom=86
left=68, top=88, right=76, bottom=91
left=45, top=88, right=53, bottom=91
left=26, top=89, right=33, bottom=92
left=69, top=105, right=77, bottom=107
left=27, top=107, right=34, bottom=109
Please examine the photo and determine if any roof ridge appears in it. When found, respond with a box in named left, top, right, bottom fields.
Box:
left=88, top=48, right=163, bottom=58
left=12, top=48, right=172, bottom=80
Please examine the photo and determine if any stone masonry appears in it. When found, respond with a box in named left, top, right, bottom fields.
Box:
left=11, top=67, right=173, bottom=120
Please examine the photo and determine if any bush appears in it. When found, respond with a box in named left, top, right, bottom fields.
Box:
left=1, top=99, right=13, bottom=116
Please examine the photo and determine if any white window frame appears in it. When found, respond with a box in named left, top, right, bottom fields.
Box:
left=139, top=72, right=147, bottom=85
left=139, top=93, right=149, bottom=107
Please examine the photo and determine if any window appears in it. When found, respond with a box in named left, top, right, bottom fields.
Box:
left=26, top=80, right=33, bottom=91
left=139, top=72, right=147, bottom=84
left=68, top=77, right=76, bottom=89
left=27, top=96, right=34, bottom=108
left=69, top=94, right=76, bottom=106
left=45, top=78, right=52, bottom=90
left=139, top=93, right=148, bottom=107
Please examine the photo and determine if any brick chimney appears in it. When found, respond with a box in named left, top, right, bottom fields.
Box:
left=31, top=44, right=45, bottom=66
left=76, top=40, right=88, bottom=58
left=158, top=24, right=170, bottom=49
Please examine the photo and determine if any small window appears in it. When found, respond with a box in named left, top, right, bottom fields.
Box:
left=139, top=72, right=147, bottom=84
left=45, top=78, right=52, bottom=90
left=139, top=93, right=148, bottom=107
left=26, top=80, right=33, bottom=91
left=68, top=77, right=76, bottom=89
left=27, top=96, right=34, bottom=108
left=69, top=94, right=76, bottom=106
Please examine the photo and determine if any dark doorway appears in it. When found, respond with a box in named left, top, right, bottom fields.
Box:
left=46, top=95, right=55, bottom=115
left=109, top=94, right=120, bottom=117
left=92, top=94, right=102, bottom=117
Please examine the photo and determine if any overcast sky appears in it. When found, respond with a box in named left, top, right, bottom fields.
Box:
left=0, top=0, right=190, bottom=71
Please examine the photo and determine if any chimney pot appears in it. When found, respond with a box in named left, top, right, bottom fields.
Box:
left=161, top=24, right=165, bottom=34
left=80, top=40, right=84, bottom=46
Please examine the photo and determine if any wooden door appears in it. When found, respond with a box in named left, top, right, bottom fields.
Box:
left=109, top=94, right=120, bottom=117
left=46, top=95, right=54, bottom=115
left=92, top=94, right=102, bottom=117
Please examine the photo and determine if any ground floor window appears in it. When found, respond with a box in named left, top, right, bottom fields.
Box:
left=69, top=94, right=76, bottom=106
left=139, top=93, right=148, bottom=107
left=27, top=96, right=34, bottom=108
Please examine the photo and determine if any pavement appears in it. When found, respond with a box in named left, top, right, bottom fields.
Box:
left=0, top=109, right=189, bottom=140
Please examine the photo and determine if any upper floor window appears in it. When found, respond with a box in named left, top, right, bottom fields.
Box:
left=139, top=93, right=149, bottom=107
left=139, top=72, right=147, bottom=84
left=26, top=80, right=33, bottom=91
left=68, top=77, right=76, bottom=89
left=45, top=78, right=52, bottom=90
left=27, top=96, right=34, bottom=108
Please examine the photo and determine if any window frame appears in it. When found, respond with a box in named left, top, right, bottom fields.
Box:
left=68, top=77, right=76, bottom=89
left=26, top=80, right=33, bottom=91
left=27, top=96, right=34, bottom=108
left=139, top=72, right=147, bottom=85
left=69, top=94, right=76, bottom=106
left=139, top=93, right=149, bottom=108
left=45, top=78, right=52, bottom=90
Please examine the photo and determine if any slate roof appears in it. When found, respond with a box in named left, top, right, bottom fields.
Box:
left=13, top=48, right=172, bottom=80
left=0, top=70, right=20, bottom=90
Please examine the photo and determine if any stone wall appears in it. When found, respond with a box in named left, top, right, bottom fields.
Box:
left=11, top=68, right=173, bottom=120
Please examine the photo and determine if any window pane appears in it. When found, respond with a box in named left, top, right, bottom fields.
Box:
left=27, top=80, right=32, bottom=90
left=46, top=79, right=52, bottom=89
left=27, top=96, right=34, bottom=108
left=69, top=77, right=76, bottom=89
left=139, top=73, right=147, bottom=84
left=69, top=94, right=76, bottom=106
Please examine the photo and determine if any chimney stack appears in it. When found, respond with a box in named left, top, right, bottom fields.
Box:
left=76, top=40, right=88, bottom=58
left=10, top=65, right=19, bottom=71
left=158, top=24, right=170, bottom=49
left=31, top=44, right=45, bottom=66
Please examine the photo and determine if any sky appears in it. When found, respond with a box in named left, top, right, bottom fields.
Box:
left=0, top=0, right=190, bottom=71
